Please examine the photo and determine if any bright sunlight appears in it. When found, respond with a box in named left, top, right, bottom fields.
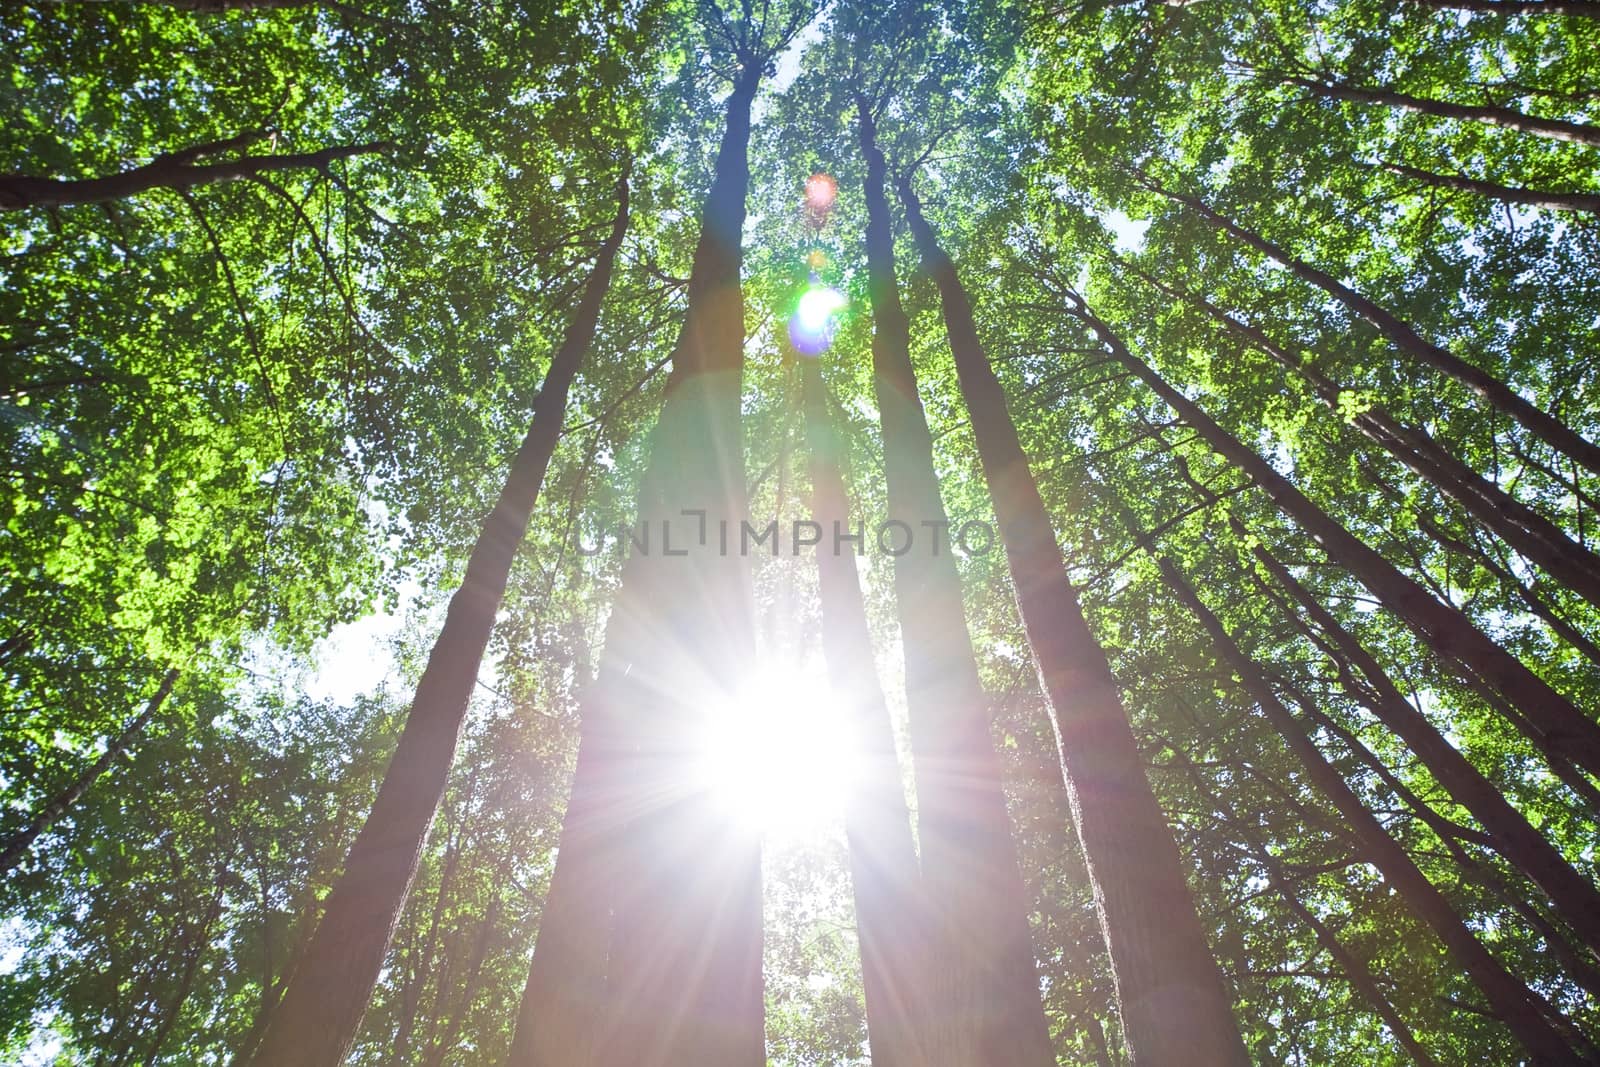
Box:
left=695, top=662, right=862, bottom=841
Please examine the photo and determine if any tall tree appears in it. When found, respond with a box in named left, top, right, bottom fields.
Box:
left=1057, top=290, right=1600, bottom=779
left=513, top=8, right=817, bottom=1066
left=1228, top=515, right=1600, bottom=955
left=853, top=92, right=1055, bottom=1067
left=898, top=175, right=1247, bottom=1064
left=1124, top=260, right=1600, bottom=611
left=247, top=170, right=630, bottom=1067
left=1274, top=73, right=1600, bottom=148
left=0, top=134, right=392, bottom=211
left=0, top=667, right=179, bottom=876
left=1133, top=173, right=1600, bottom=478
left=1172, top=750, right=1445, bottom=1067
left=1157, top=558, right=1589, bottom=1066
left=800, top=357, right=928, bottom=1067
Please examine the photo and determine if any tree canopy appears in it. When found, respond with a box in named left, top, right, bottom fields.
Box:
left=2, top=0, right=1598, bottom=1063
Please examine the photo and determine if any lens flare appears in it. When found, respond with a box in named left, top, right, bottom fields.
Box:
left=788, top=285, right=847, bottom=356
left=806, top=249, right=827, bottom=271
left=804, top=173, right=838, bottom=214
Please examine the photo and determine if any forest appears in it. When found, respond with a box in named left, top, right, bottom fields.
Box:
left=2, top=0, right=1599, bottom=1063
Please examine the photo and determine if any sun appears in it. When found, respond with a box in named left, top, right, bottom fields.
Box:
left=694, top=661, right=861, bottom=841
left=787, top=284, right=847, bottom=356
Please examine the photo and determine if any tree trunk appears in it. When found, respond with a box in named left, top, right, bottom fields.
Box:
left=900, top=174, right=1246, bottom=1065
left=1157, top=559, right=1588, bottom=1065
left=1410, top=514, right=1600, bottom=668
left=0, top=667, right=180, bottom=877
left=0, top=140, right=392, bottom=211
left=244, top=170, right=630, bottom=1067
left=1126, top=262, right=1600, bottom=610
left=503, top=692, right=624, bottom=1067
left=800, top=358, right=930, bottom=1067
left=573, top=63, right=766, bottom=1067
left=1176, top=756, right=1443, bottom=1067
left=1062, top=294, right=1600, bottom=778
left=1282, top=74, right=1600, bottom=147
left=1374, top=161, right=1600, bottom=213
left=1136, top=174, right=1600, bottom=477
left=1235, top=524, right=1600, bottom=954
left=421, top=895, right=503, bottom=1067
left=1268, top=667, right=1600, bottom=1003
left=854, top=98, right=1054, bottom=1067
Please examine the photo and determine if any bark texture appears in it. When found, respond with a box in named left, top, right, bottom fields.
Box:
left=801, top=359, right=930, bottom=1067
left=246, top=171, right=629, bottom=1067
left=900, top=176, right=1247, bottom=1066
left=855, top=99, right=1054, bottom=1067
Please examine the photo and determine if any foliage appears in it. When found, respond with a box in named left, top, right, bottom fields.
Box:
left=2, top=0, right=1597, bottom=1062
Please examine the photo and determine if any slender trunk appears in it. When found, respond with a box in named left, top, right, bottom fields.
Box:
left=245, top=171, right=630, bottom=1067
left=232, top=881, right=330, bottom=1064
left=1178, top=758, right=1444, bottom=1067
left=393, top=795, right=471, bottom=1065
left=1469, top=678, right=1600, bottom=815
left=1405, top=0, right=1600, bottom=17
left=1127, top=262, right=1600, bottom=609
left=1137, top=175, right=1600, bottom=476
left=0, top=141, right=393, bottom=211
left=801, top=359, right=930, bottom=1067
left=1269, top=667, right=1600, bottom=1003
left=1157, top=559, right=1587, bottom=1065
left=1411, top=513, right=1600, bottom=667
left=585, top=64, right=767, bottom=1067
left=0, top=667, right=179, bottom=877
left=145, top=886, right=227, bottom=1063
left=854, top=100, right=1053, bottom=1067
left=1231, top=520, right=1600, bottom=954
left=1374, top=161, right=1600, bottom=213
left=900, top=174, right=1245, bottom=1064
left=1063, top=295, right=1600, bottom=778
left=420, top=895, right=502, bottom=1067
left=503, top=701, right=618, bottom=1067
left=1281, top=74, right=1600, bottom=147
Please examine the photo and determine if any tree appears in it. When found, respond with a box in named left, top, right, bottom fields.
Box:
left=247, top=169, right=631, bottom=1067
left=512, top=8, right=818, bottom=1066
left=0, top=134, right=392, bottom=211
left=852, top=79, right=1055, bottom=1067
left=801, top=357, right=928, bottom=1067
left=1058, top=289, right=1600, bottom=779
left=899, top=172, right=1247, bottom=1064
